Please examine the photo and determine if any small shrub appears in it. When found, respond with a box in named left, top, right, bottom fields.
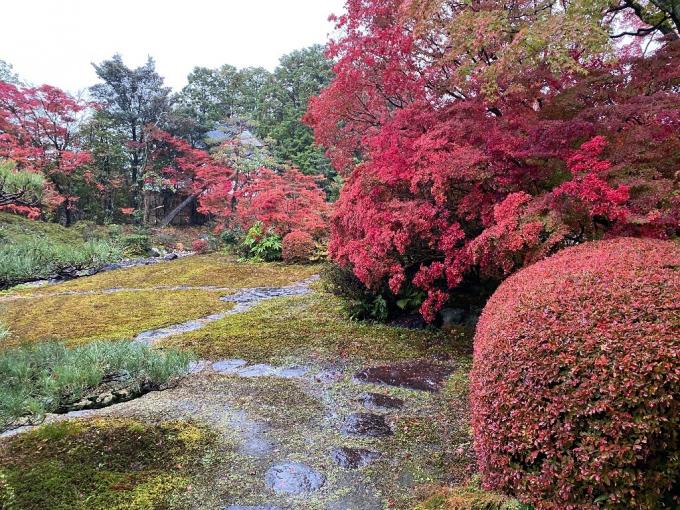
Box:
left=119, top=233, right=151, bottom=256
left=0, top=341, right=192, bottom=431
left=191, top=239, right=209, bottom=254
left=0, top=238, right=122, bottom=288
left=321, top=263, right=390, bottom=321
left=471, top=238, right=680, bottom=509
left=219, top=225, right=245, bottom=246
left=282, top=230, right=316, bottom=264
left=241, top=222, right=282, bottom=261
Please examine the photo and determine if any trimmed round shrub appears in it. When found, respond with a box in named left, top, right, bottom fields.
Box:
left=282, top=230, right=315, bottom=264
left=471, top=238, right=679, bottom=509
left=191, top=239, right=209, bottom=254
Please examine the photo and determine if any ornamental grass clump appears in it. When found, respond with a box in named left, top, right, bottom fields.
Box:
left=0, top=341, right=191, bottom=431
left=471, top=238, right=679, bottom=509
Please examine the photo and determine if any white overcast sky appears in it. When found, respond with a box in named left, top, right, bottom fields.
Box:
left=2, top=0, right=345, bottom=94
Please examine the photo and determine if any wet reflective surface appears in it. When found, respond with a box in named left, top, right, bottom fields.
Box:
left=264, top=462, right=325, bottom=494
left=330, top=447, right=381, bottom=469
left=354, top=360, right=455, bottom=392
left=360, top=392, right=404, bottom=410
left=341, top=413, right=392, bottom=437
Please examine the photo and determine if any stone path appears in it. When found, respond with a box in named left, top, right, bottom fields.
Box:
left=133, top=276, right=318, bottom=345
left=1, top=266, right=467, bottom=509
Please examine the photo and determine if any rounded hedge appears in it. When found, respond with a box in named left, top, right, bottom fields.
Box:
left=282, top=230, right=315, bottom=264
left=471, top=238, right=679, bottom=509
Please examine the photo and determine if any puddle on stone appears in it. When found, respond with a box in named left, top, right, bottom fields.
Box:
left=331, top=447, right=381, bottom=469
left=354, top=360, right=455, bottom=392
left=264, top=462, right=325, bottom=494
left=133, top=277, right=318, bottom=345
left=210, top=359, right=310, bottom=380
left=360, top=392, right=404, bottom=410
left=341, top=413, right=392, bottom=437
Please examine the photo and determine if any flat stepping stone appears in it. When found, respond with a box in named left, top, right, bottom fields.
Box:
left=277, top=365, right=309, bottom=378
left=342, top=413, right=392, bottom=437
left=237, top=364, right=276, bottom=377
left=212, top=359, right=248, bottom=373
left=354, top=360, right=454, bottom=392
left=331, top=447, right=380, bottom=469
left=360, top=392, right=404, bottom=410
left=265, top=462, right=325, bottom=494
left=224, top=506, right=282, bottom=510
left=314, top=369, right=344, bottom=383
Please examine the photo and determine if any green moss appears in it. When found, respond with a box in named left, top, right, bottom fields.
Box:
left=31, top=253, right=320, bottom=293
left=0, top=419, right=216, bottom=510
left=414, top=476, right=529, bottom=510
left=162, top=289, right=472, bottom=363
left=1, top=289, right=233, bottom=346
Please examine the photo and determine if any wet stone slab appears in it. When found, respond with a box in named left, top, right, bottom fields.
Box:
left=354, top=360, right=455, bottom=392
left=212, top=359, right=248, bottom=373
left=331, top=447, right=381, bottom=469
left=265, top=462, right=325, bottom=494
left=342, top=413, right=392, bottom=437
left=360, top=392, right=404, bottom=410
left=224, top=506, right=283, bottom=510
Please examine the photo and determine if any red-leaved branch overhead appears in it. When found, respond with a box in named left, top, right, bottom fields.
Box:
left=305, top=0, right=680, bottom=321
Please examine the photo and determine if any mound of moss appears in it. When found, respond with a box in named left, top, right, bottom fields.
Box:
left=0, top=419, right=215, bottom=510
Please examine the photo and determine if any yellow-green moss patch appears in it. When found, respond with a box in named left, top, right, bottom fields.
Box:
left=414, top=476, right=526, bottom=510
left=22, top=254, right=320, bottom=294
left=0, top=418, right=216, bottom=510
left=1, top=289, right=233, bottom=346
left=162, top=289, right=471, bottom=363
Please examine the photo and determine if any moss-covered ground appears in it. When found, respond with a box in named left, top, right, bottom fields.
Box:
left=161, top=288, right=470, bottom=363
left=1, top=289, right=233, bottom=346
left=0, top=253, right=498, bottom=510
left=11, top=253, right=320, bottom=294
left=0, top=418, right=217, bottom=510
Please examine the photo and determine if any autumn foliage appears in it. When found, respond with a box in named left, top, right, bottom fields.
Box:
left=282, top=230, right=316, bottom=263
left=470, top=238, right=680, bottom=509
left=0, top=81, right=92, bottom=221
left=228, top=167, right=331, bottom=238
left=191, top=239, right=209, bottom=254
left=306, top=0, right=680, bottom=321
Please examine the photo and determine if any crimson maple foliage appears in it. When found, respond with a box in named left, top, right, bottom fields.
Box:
left=222, top=167, right=330, bottom=238
left=306, top=0, right=680, bottom=321
left=471, top=238, right=680, bottom=509
left=0, top=81, right=93, bottom=222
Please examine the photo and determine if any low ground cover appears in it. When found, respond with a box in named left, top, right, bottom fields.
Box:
left=0, top=212, right=121, bottom=289
left=1, top=289, right=233, bottom=346
left=0, top=418, right=216, bottom=510
left=16, top=253, right=320, bottom=294
left=161, top=289, right=471, bottom=363
left=0, top=341, right=191, bottom=430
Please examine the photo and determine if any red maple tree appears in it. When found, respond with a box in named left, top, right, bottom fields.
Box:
left=0, top=81, right=93, bottom=222
left=306, top=0, right=680, bottom=321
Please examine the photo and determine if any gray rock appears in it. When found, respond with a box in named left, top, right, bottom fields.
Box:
left=264, top=462, right=325, bottom=494
left=212, top=359, right=248, bottom=373
left=331, top=447, right=380, bottom=469
left=342, top=413, right=392, bottom=437
left=360, top=392, right=404, bottom=410
left=440, top=307, right=466, bottom=326
left=355, top=360, right=455, bottom=392
left=163, top=252, right=179, bottom=261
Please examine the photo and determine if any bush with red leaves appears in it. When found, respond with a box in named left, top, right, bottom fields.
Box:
left=191, top=239, right=209, bottom=254
left=471, top=238, right=680, bottom=509
left=282, top=230, right=316, bottom=264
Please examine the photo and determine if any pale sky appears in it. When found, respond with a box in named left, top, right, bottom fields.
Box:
left=2, top=0, right=345, bottom=94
